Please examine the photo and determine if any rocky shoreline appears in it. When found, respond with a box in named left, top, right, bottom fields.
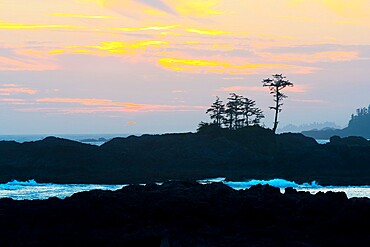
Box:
left=1, top=181, right=370, bottom=246
left=1, top=126, right=370, bottom=185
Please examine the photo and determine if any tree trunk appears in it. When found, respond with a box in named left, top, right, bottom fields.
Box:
left=272, top=88, right=279, bottom=133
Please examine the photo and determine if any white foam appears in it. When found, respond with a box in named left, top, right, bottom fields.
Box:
left=0, top=180, right=125, bottom=200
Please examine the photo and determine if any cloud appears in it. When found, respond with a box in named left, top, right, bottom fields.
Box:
left=0, top=86, right=37, bottom=95
left=49, top=13, right=114, bottom=19
left=51, top=40, right=168, bottom=56
left=259, top=51, right=362, bottom=63
left=175, top=0, right=225, bottom=16
left=34, top=97, right=205, bottom=113
left=134, top=0, right=177, bottom=15
left=186, top=28, right=230, bottom=36
left=158, top=57, right=317, bottom=74
left=0, top=47, right=59, bottom=71
left=0, top=56, right=58, bottom=71
left=0, top=21, right=83, bottom=30
left=319, top=0, right=370, bottom=19
left=85, top=0, right=176, bottom=15
left=109, top=25, right=180, bottom=32
left=290, top=99, right=327, bottom=103
left=0, top=98, right=30, bottom=105
left=220, top=84, right=308, bottom=93
left=222, top=77, right=245, bottom=81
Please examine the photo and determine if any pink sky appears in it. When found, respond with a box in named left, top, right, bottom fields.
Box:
left=0, top=0, right=369, bottom=134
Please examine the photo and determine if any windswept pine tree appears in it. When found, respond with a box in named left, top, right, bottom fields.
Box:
left=262, top=74, right=294, bottom=133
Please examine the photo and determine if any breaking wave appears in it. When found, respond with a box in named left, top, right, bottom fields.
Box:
left=198, top=178, right=370, bottom=199
left=0, top=179, right=124, bottom=200
left=2, top=178, right=370, bottom=200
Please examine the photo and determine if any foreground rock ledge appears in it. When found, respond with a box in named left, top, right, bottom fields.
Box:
left=1, top=181, right=369, bottom=247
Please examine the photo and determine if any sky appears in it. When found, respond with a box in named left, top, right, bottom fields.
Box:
left=0, top=0, right=369, bottom=134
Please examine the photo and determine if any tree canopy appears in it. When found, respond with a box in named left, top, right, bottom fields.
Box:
left=202, top=93, right=264, bottom=131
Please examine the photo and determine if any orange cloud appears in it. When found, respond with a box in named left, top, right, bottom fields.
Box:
left=35, top=97, right=205, bottom=113
left=0, top=56, right=58, bottom=71
left=0, top=87, right=37, bottom=95
left=0, top=98, right=29, bottom=105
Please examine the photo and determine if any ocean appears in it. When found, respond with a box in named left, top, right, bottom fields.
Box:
left=1, top=178, right=370, bottom=200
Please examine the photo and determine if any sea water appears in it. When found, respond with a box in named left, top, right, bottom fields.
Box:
left=2, top=179, right=370, bottom=200
left=199, top=178, right=370, bottom=199
left=0, top=180, right=124, bottom=200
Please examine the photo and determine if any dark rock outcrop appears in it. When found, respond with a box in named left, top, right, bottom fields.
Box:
left=0, top=126, right=370, bottom=185
left=1, top=182, right=370, bottom=246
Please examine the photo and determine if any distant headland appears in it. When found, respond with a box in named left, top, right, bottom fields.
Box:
left=302, top=105, right=370, bottom=139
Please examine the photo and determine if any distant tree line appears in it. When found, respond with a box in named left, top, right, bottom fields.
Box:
left=349, top=105, right=370, bottom=128
left=199, top=74, right=294, bottom=133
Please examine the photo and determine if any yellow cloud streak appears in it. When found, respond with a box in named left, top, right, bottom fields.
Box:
left=0, top=21, right=82, bottom=30
left=50, top=40, right=169, bottom=55
left=49, top=13, right=113, bottom=19
left=109, top=25, right=180, bottom=32
left=186, top=28, right=230, bottom=36
left=158, top=57, right=313, bottom=74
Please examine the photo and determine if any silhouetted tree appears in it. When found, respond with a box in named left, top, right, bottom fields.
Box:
left=206, top=96, right=225, bottom=127
left=252, top=108, right=265, bottom=126
left=225, top=93, right=243, bottom=129
left=202, top=93, right=264, bottom=130
left=262, top=74, right=294, bottom=133
left=240, top=97, right=264, bottom=127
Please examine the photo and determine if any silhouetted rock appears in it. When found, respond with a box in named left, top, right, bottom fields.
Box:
left=0, top=182, right=369, bottom=246
left=328, top=135, right=370, bottom=147
left=1, top=126, right=370, bottom=185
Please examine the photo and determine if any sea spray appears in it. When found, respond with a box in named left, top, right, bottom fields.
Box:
left=1, top=178, right=370, bottom=200
left=0, top=179, right=124, bottom=200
